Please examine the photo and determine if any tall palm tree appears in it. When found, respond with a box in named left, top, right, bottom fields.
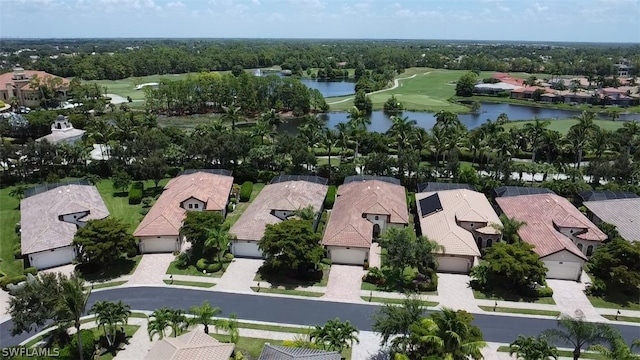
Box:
left=523, top=117, right=550, bottom=163
left=509, top=335, right=559, bottom=360
left=589, top=338, right=640, bottom=360
left=251, top=118, right=272, bottom=145
left=167, top=308, right=188, bottom=337
left=188, top=301, right=221, bottom=335
left=221, top=105, right=242, bottom=132
left=388, top=115, right=417, bottom=152
left=566, top=126, right=591, bottom=171
left=205, top=227, right=233, bottom=264
left=57, top=275, right=90, bottom=360
left=148, top=307, right=173, bottom=340
left=347, top=106, right=371, bottom=157
left=90, top=300, right=131, bottom=347
left=542, top=314, right=616, bottom=360
left=591, top=128, right=611, bottom=160
left=310, top=318, right=360, bottom=354
left=320, top=128, right=339, bottom=178
left=217, top=313, right=240, bottom=344
left=335, top=122, right=351, bottom=158
left=491, top=215, right=527, bottom=243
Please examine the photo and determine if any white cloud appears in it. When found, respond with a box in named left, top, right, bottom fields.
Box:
left=532, top=2, right=549, bottom=12
left=166, top=1, right=185, bottom=9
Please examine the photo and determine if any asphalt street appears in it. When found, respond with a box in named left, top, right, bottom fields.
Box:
left=1, top=287, right=639, bottom=348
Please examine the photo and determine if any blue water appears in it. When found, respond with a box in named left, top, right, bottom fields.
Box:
left=299, top=78, right=355, bottom=97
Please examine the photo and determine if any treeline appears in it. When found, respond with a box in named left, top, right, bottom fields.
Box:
left=144, top=72, right=329, bottom=116
left=2, top=39, right=639, bottom=81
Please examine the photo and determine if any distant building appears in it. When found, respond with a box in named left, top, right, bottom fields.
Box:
left=615, top=64, right=633, bottom=78
left=0, top=67, right=69, bottom=107
left=36, top=115, right=85, bottom=145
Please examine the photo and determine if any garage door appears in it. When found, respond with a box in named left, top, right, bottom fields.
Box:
left=437, top=256, right=472, bottom=273
left=232, top=241, right=263, bottom=258
left=140, top=237, right=178, bottom=253
left=330, top=248, right=366, bottom=265
left=29, top=246, right=76, bottom=269
left=544, top=261, right=582, bottom=280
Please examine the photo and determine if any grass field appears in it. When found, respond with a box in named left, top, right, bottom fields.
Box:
left=250, top=286, right=324, bottom=297
left=602, top=314, right=640, bottom=323
left=478, top=305, right=560, bottom=317
left=473, top=289, right=556, bottom=305
left=86, top=73, right=196, bottom=101
left=503, top=118, right=626, bottom=135
left=587, top=295, right=640, bottom=311
left=0, top=186, right=24, bottom=277
left=361, top=296, right=438, bottom=307
left=224, top=182, right=266, bottom=227
left=163, top=279, right=215, bottom=288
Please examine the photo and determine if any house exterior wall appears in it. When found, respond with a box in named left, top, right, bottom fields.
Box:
left=458, top=220, right=486, bottom=233
left=474, top=233, right=501, bottom=249
left=557, top=228, right=601, bottom=256
left=28, top=245, right=77, bottom=269
left=138, top=236, right=181, bottom=253
left=365, top=213, right=389, bottom=230
left=182, top=198, right=205, bottom=211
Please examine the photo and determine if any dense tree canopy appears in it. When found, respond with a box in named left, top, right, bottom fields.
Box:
left=587, top=238, right=640, bottom=298
left=73, top=218, right=137, bottom=268
left=258, top=219, right=324, bottom=275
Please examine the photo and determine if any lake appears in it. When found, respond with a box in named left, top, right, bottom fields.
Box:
left=299, top=78, right=356, bottom=98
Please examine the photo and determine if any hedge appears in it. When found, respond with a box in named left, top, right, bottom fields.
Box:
left=196, top=258, right=208, bottom=272
left=0, top=275, right=27, bottom=290
left=23, top=267, right=37, bottom=276
left=324, top=186, right=337, bottom=209
left=128, top=181, right=144, bottom=205
left=239, top=181, right=253, bottom=202
left=206, top=262, right=222, bottom=273
left=224, top=253, right=234, bottom=262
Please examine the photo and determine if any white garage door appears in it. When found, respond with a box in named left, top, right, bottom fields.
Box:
left=437, top=256, right=471, bottom=273
left=232, top=241, right=263, bottom=258
left=330, top=248, right=366, bottom=265
left=139, top=237, right=178, bottom=253
left=544, top=261, right=582, bottom=280
left=29, top=246, right=76, bottom=269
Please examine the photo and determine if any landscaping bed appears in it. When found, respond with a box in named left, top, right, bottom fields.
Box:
left=250, top=286, right=324, bottom=297
left=478, top=305, right=560, bottom=317
left=361, top=296, right=438, bottom=307
left=472, top=289, right=556, bottom=305
left=254, top=264, right=330, bottom=289
left=77, top=256, right=142, bottom=282
left=163, top=279, right=215, bottom=288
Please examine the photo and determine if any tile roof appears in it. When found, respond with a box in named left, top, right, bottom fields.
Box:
left=583, top=198, right=640, bottom=242
left=145, top=330, right=235, bottom=360
left=37, top=128, right=85, bottom=144
left=417, top=189, right=502, bottom=257
left=258, top=344, right=341, bottom=360
left=20, top=185, right=109, bottom=254
left=134, top=171, right=233, bottom=237
left=0, top=70, right=69, bottom=91
left=322, top=180, right=408, bottom=248
left=229, top=180, right=328, bottom=241
left=496, top=194, right=607, bottom=260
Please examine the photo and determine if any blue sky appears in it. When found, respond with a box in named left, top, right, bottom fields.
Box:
left=1, top=0, right=638, bottom=42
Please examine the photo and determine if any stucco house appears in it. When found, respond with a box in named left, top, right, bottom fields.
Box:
left=416, top=189, right=502, bottom=273
left=36, top=114, right=85, bottom=145
left=322, top=176, right=408, bottom=265
left=134, top=170, right=233, bottom=254
left=258, top=344, right=341, bottom=360
left=145, top=329, right=235, bottom=360
left=496, top=193, right=607, bottom=280
left=578, top=191, right=640, bottom=242
left=229, top=176, right=328, bottom=258
left=20, top=181, right=109, bottom=269
left=0, top=67, right=69, bottom=107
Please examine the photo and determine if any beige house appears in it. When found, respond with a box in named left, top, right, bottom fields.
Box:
left=416, top=189, right=502, bottom=273
left=145, top=330, right=234, bottom=360
left=134, top=170, right=234, bottom=253
left=20, top=182, right=109, bottom=269
left=496, top=193, right=607, bottom=280
left=0, top=67, right=69, bottom=107
left=322, top=178, right=408, bottom=265
left=229, top=177, right=328, bottom=258
left=36, top=114, right=85, bottom=145
left=582, top=197, right=640, bottom=242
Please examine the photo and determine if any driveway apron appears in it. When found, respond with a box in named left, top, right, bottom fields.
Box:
left=127, top=253, right=174, bottom=285
left=215, top=258, right=263, bottom=292
left=323, top=265, right=365, bottom=302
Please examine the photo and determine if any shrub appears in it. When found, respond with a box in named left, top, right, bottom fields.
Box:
left=207, top=262, right=222, bottom=273
left=363, top=267, right=385, bottom=285
left=224, top=253, right=235, bottom=262
left=324, top=186, right=337, bottom=209
left=0, top=275, right=27, bottom=290
left=128, top=181, right=144, bottom=205
left=239, top=181, right=253, bottom=202
left=141, top=197, right=154, bottom=207
left=126, top=246, right=138, bottom=258
left=23, top=267, right=37, bottom=276
left=71, top=329, right=96, bottom=360
left=175, top=252, right=191, bottom=269
left=13, top=243, right=21, bottom=259
left=536, top=286, right=554, bottom=298
left=226, top=203, right=234, bottom=214
left=586, top=278, right=607, bottom=296
left=139, top=208, right=150, bottom=215
left=321, top=258, right=332, bottom=266
left=196, top=258, right=208, bottom=272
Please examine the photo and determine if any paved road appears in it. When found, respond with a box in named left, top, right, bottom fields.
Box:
left=2, top=287, right=639, bottom=347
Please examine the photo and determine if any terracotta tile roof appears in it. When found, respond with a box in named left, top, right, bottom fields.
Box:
left=229, top=180, right=328, bottom=241
left=134, top=172, right=233, bottom=237
left=416, top=189, right=502, bottom=257
left=496, top=194, right=606, bottom=260
left=258, top=344, right=341, bottom=360
left=323, top=180, right=408, bottom=248
left=145, top=330, right=234, bottom=360
left=0, top=70, right=69, bottom=91
left=583, top=198, right=640, bottom=242
left=20, top=185, right=109, bottom=254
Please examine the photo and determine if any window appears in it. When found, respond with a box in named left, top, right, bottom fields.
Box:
left=477, top=236, right=483, bottom=248
left=188, top=204, right=193, bottom=209
left=486, top=239, right=493, bottom=247
left=194, top=203, right=199, bottom=209
left=577, top=243, right=583, bottom=251
left=375, top=216, right=379, bottom=220
left=586, top=245, right=594, bottom=256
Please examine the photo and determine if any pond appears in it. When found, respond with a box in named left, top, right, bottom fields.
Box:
left=298, top=78, right=355, bottom=98
left=280, top=102, right=640, bottom=133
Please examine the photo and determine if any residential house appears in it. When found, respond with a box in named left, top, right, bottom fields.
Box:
left=322, top=176, right=409, bottom=265
left=133, top=170, right=233, bottom=254
left=577, top=191, right=640, bottom=242
left=229, top=176, right=328, bottom=258
left=416, top=189, right=502, bottom=273
left=36, top=114, right=85, bottom=145
left=417, top=182, right=475, bottom=193
left=494, top=186, right=556, bottom=198
left=20, top=181, right=109, bottom=269
left=145, top=329, right=235, bottom=360
left=598, top=87, right=635, bottom=106
left=473, top=82, right=522, bottom=95
left=258, top=344, right=341, bottom=360
left=496, top=193, right=607, bottom=280
left=615, top=64, right=633, bottom=78
left=510, top=86, right=551, bottom=100
left=0, top=67, right=69, bottom=107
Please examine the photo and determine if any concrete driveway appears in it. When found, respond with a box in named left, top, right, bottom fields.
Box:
left=436, top=273, right=479, bottom=312
left=324, top=265, right=365, bottom=302
left=546, top=277, right=603, bottom=321
left=128, top=254, right=175, bottom=285
left=215, top=258, right=263, bottom=292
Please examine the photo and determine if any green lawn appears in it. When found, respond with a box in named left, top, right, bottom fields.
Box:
left=496, top=346, right=607, bottom=359
left=87, top=280, right=127, bottom=290
left=163, top=279, right=215, bottom=288
left=210, top=334, right=352, bottom=359
left=250, top=286, right=324, bottom=297
left=503, top=118, right=626, bottom=135
left=224, top=182, right=266, bottom=227
left=602, top=314, right=640, bottom=323
left=0, top=185, right=24, bottom=276
left=316, top=157, right=342, bottom=166
left=85, top=73, right=196, bottom=102
left=478, top=305, right=560, bottom=317
left=473, top=290, right=556, bottom=305
left=237, top=322, right=309, bottom=334
left=587, top=295, right=640, bottom=311
left=94, top=325, right=140, bottom=360
left=166, top=260, right=229, bottom=278
left=361, top=296, right=438, bottom=307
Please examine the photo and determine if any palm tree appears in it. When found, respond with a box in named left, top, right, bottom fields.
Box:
left=335, top=122, right=351, bottom=158
left=217, top=313, right=240, bottom=344
left=167, top=308, right=188, bottom=337
left=148, top=307, right=173, bottom=340
left=188, top=301, right=221, bottom=334
left=205, top=227, right=233, bottom=264
left=347, top=106, right=371, bottom=157
left=388, top=115, right=417, bottom=152
left=320, top=128, right=339, bottom=178
left=414, top=235, right=445, bottom=275
left=292, top=205, right=317, bottom=221
left=591, top=128, right=611, bottom=160
left=9, top=184, right=29, bottom=202
left=251, top=118, right=272, bottom=145
left=523, top=117, right=550, bottom=163
left=90, top=300, right=131, bottom=347
left=221, top=105, right=242, bottom=132
left=566, top=126, right=591, bottom=171
left=492, top=215, right=527, bottom=243
left=542, top=313, right=616, bottom=360
left=509, top=335, right=559, bottom=360
left=57, top=275, right=90, bottom=360
left=310, top=318, right=360, bottom=354
left=409, top=308, right=486, bottom=360
left=589, top=338, right=640, bottom=360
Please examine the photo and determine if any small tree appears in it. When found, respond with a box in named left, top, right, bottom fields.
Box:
left=73, top=218, right=137, bottom=268
left=111, top=171, right=132, bottom=193
left=455, top=72, right=478, bottom=97
left=372, top=296, right=425, bottom=348
left=587, top=238, right=640, bottom=298
left=542, top=313, right=616, bottom=360
left=258, top=219, right=324, bottom=275
left=310, top=318, right=360, bottom=353
left=180, top=211, right=224, bottom=251
left=353, top=90, right=372, bottom=114
left=509, top=335, right=559, bottom=360
left=188, top=301, right=222, bottom=334
left=90, top=300, right=131, bottom=347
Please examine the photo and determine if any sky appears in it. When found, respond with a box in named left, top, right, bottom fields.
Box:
left=0, top=0, right=639, bottom=43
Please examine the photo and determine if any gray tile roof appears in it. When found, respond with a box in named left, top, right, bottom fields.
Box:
left=258, top=344, right=341, bottom=360
left=20, top=185, right=109, bottom=254
left=583, top=198, right=640, bottom=241
left=145, top=330, right=235, bottom=360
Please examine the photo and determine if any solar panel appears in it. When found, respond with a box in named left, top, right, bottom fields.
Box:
left=178, top=169, right=232, bottom=177
left=494, top=186, right=556, bottom=198
left=270, top=175, right=328, bottom=185
left=419, top=193, right=443, bottom=217
left=343, top=175, right=400, bottom=185
left=24, top=179, right=90, bottom=198
left=577, top=190, right=639, bottom=202
left=417, top=182, right=474, bottom=193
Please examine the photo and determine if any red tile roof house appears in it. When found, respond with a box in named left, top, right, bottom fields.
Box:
left=133, top=171, right=234, bottom=254
left=20, top=184, right=109, bottom=269
left=496, top=194, right=607, bottom=281
left=229, top=179, right=328, bottom=258
left=322, top=180, right=409, bottom=265
left=0, top=67, right=69, bottom=108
